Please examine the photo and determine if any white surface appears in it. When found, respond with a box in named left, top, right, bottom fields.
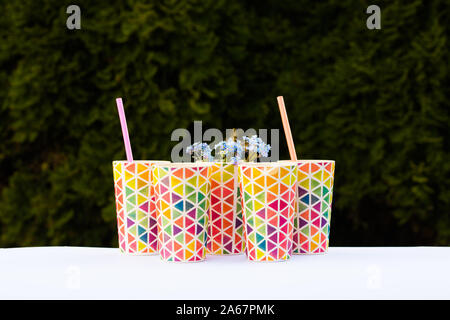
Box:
left=0, top=246, right=449, bottom=299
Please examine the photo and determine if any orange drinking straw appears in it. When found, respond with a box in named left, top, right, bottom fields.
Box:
left=277, top=96, right=297, bottom=161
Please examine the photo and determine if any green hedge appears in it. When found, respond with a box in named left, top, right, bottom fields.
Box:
left=0, top=0, right=448, bottom=247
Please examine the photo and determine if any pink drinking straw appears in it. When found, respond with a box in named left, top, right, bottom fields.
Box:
left=115, top=98, right=134, bottom=162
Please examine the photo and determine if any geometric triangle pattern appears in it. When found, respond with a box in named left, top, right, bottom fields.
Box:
left=293, top=160, right=335, bottom=254
left=238, top=163, right=297, bottom=262
left=207, top=163, right=244, bottom=255
left=113, top=161, right=169, bottom=255
left=152, top=164, right=211, bottom=262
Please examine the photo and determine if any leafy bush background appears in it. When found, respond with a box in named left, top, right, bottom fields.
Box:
left=0, top=0, right=448, bottom=247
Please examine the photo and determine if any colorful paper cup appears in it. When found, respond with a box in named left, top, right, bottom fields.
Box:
left=113, top=160, right=170, bottom=255
left=152, top=162, right=212, bottom=262
left=238, top=162, right=298, bottom=262
left=207, top=162, right=244, bottom=255
left=291, top=160, right=335, bottom=254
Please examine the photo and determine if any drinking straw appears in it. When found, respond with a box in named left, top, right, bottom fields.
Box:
left=277, top=96, right=297, bottom=161
left=115, top=98, right=134, bottom=162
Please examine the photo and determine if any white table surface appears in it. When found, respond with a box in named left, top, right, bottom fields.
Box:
left=0, top=246, right=448, bottom=299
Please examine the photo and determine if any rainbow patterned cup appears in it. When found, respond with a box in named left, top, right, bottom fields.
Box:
left=292, top=160, right=335, bottom=254
left=238, top=162, right=298, bottom=262
left=152, top=163, right=212, bottom=262
left=112, top=160, right=170, bottom=255
left=207, top=162, right=244, bottom=255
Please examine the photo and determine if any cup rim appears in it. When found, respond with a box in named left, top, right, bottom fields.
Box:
left=238, top=161, right=299, bottom=167
left=278, top=160, right=335, bottom=163
left=152, top=162, right=213, bottom=168
left=112, top=160, right=171, bottom=164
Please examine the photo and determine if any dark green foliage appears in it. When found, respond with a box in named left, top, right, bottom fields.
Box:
left=0, top=0, right=448, bottom=247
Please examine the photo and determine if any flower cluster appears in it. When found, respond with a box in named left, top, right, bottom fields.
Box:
left=214, top=138, right=244, bottom=164
left=243, top=135, right=271, bottom=161
left=186, top=142, right=213, bottom=162
left=186, top=134, right=270, bottom=164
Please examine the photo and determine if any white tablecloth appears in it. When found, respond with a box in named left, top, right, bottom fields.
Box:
left=0, top=246, right=448, bottom=299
